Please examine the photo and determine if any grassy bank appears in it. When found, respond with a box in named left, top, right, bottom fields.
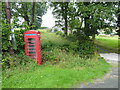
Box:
left=2, top=58, right=109, bottom=88
left=2, top=30, right=110, bottom=88
left=95, top=35, right=119, bottom=53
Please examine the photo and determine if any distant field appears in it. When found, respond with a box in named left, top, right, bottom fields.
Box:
left=95, top=35, right=119, bottom=53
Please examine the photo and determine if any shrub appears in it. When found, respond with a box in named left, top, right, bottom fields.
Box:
left=60, top=40, right=95, bottom=58
left=2, top=23, right=10, bottom=51
left=78, top=40, right=95, bottom=58
left=14, top=29, right=27, bottom=53
left=2, top=21, right=28, bottom=53
left=41, top=41, right=55, bottom=51
left=56, top=31, right=64, bottom=36
left=41, top=51, right=58, bottom=63
left=45, top=48, right=99, bottom=69
left=2, top=52, right=33, bottom=70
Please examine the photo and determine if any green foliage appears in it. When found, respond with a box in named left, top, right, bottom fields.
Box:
left=2, top=23, right=27, bottom=52
left=104, top=28, right=113, bottom=34
left=62, top=35, right=95, bottom=58
left=53, top=28, right=58, bottom=32
left=42, top=51, right=57, bottom=63
left=51, top=2, right=118, bottom=38
left=41, top=40, right=55, bottom=51
left=41, top=32, right=70, bottom=51
left=2, top=52, right=32, bottom=70
left=55, top=31, right=64, bottom=36
left=51, top=2, right=69, bottom=35
left=40, top=31, right=95, bottom=68
left=2, top=23, right=10, bottom=51
left=41, top=32, right=95, bottom=59
left=78, top=40, right=95, bottom=58
left=11, top=2, right=47, bottom=29
left=64, top=40, right=95, bottom=58
left=14, top=29, right=27, bottom=52
left=46, top=48, right=96, bottom=68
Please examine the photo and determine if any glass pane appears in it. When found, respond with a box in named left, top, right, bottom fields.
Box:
left=28, top=48, right=35, bottom=50
left=27, top=38, right=35, bottom=41
left=28, top=42, right=35, bottom=44
left=29, top=52, right=35, bottom=54
left=28, top=45, right=35, bottom=47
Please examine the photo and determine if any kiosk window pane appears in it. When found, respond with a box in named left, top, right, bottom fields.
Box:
left=27, top=38, right=35, bottom=41
left=28, top=48, right=35, bottom=50
left=28, top=42, right=35, bottom=44
left=29, top=52, right=35, bottom=54
left=28, top=45, right=35, bottom=47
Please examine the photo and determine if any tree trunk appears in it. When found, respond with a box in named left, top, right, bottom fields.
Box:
left=64, top=3, right=68, bottom=36
left=84, top=17, right=90, bottom=38
left=83, top=2, right=90, bottom=38
left=92, top=33, right=95, bottom=41
left=91, top=27, right=96, bottom=43
left=5, top=0, right=14, bottom=55
left=30, top=2, right=36, bottom=29
left=61, top=2, right=68, bottom=36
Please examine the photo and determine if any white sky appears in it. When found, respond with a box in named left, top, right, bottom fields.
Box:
left=41, top=8, right=55, bottom=28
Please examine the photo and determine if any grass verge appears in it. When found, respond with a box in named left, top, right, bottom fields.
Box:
left=2, top=57, right=110, bottom=88
left=95, top=35, right=119, bottom=53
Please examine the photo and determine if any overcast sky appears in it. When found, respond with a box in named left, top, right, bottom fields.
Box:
left=41, top=8, right=55, bottom=28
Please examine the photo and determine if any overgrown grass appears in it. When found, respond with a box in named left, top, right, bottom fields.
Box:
left=95, top=35, right=119, bottom=53
left=41, top=32, right=70, bottom=49
left=2, top=30, right=110, bottom=88
left=2, top=57, right=110, bottom=88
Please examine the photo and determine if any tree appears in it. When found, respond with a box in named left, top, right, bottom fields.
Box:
left=2, top=2, right=47, bottom=52
left=11, top=2, right=47, bottom=29
left=51, top=2, right=118, bottom=40
left=51, top=2, right=69, bottom=36
left=117, top=1, right=120, bottom=37
left=75, top=2, right=118, bottom=40
left=30, top=2, right=36, bottom=29
left=4, top=0, right=14, bottom=55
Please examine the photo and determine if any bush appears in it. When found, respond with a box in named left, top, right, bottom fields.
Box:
left=41, top=51, right=58, bottom=64
left=14, top=29, right=27, bottom=53
left=41, top=41, right=55, bottom=51
left=60, top=40, right=95, bottom=58
left=55, top=31, right=64, bottom=36
left=2, top=52, right=33, bottom=70
left=2, top=27, right=27, bottom=53
left=2, top=21, right=28, bottom=53
left=2, top=23, right=10, bottom=51
left=66, top=34, right=77, bottom=41
left=44, top=48, right=99, bottom=69
left=41, top=32, right=95, bottom=60
left=78, top=40, right=95, bottom=58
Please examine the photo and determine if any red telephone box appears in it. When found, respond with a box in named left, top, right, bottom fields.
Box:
left=24, top=30, right=41, bottom=65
